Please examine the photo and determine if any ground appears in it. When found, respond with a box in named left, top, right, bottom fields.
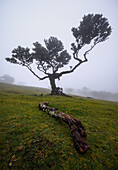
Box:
left=0, top=83, right=118, bottom=169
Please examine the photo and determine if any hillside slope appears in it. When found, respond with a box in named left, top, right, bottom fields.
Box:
left=0, top=83, right=118, bottom=169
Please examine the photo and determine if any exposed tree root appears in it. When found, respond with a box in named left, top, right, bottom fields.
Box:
left=39, top=101, right=90, bottom=153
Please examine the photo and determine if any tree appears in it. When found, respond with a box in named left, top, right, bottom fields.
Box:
left=6, top=14, right=112, bottom=95
left=0, top=74, right=15, bottom=84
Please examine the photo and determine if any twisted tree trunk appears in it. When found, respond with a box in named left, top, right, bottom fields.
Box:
left=49, top=76, right=57, bottom=95
left=49, top=75, right=65, bottom=95
left=39, top=101, right=89, bottom=153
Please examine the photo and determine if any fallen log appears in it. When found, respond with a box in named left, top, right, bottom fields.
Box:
left=39, top=101, right=89, bottom=153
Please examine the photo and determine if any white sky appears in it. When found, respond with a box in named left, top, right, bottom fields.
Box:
left=0, top=0, right=118, bottom=92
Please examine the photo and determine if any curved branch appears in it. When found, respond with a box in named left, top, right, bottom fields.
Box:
left=46, top=60, right=58, bottom=74
left=60, top=42, right=98, bottom=77
left=37, top=65, right=48, bottom=75
left=26, top=65, right=49, bottom=80
left=73, top=50, right=82, bottom=63
left=60, top=61, right=82, bottom=76
left=83, top=42, right=97, bottom=61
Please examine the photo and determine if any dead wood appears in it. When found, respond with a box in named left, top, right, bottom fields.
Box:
left=39, top=101, right=89, bottom=153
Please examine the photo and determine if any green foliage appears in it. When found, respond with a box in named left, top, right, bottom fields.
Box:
left=32, top=42, right=50, bottom=62
left=0, top=83, right=118, bottom=169
left=6, top=46, right=33, bottom=65
left=6, top=37, right=71, bottom=74
left=44, top=36, right=64, bottom=53
left=33, top=37, right=71, bottom=72
left=71, top=14, right=112, bottom=51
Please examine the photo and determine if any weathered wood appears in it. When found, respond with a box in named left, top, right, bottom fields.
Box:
left=39, top=101, right=89, bottom=153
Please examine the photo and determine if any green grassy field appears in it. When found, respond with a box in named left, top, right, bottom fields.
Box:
left=0, top=82, right=118, bottom=169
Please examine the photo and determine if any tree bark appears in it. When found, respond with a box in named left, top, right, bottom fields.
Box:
left=39, top=101, right=89, bottom=153
left=49, top=75, right=63, bottom=95
left=49, top=76, right=57, bottom=95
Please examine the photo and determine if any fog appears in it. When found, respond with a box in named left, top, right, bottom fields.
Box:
left=0, top=0, right=118, bottom=95
left=65, top=87, right=118, bottom=102
left=0, top=74, right=15, bottom=84
left=0, top=74, right=118, bottom=101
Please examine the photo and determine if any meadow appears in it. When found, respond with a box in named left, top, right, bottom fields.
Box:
left=0, top=82, right=118, bottom=169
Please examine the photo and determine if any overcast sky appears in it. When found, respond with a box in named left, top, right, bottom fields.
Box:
left=0, top=0, right=118, bottom=92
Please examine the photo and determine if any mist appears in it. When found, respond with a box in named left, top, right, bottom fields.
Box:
left=65, top=87, right=118, bottom=102
left=0, top=74, right=15, bottom=84
left=0, top=73, right=118, bottom=102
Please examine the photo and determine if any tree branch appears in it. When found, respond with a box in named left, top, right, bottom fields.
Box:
left=59, top=62, right=82, bottom=76
left=73, top=50, right=82, bottom=63
left=59, top=42, right=98, bottom=77
left=25, top=65, right=49, bottom=80
left=83, top=42, right=97, bottom=61
left=37, top=64, right=49, bottom=75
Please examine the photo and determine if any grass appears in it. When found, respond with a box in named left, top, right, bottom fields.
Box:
left=0, top=82, right=118, bottom=169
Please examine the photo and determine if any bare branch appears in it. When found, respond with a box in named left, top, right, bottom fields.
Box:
left=25, top=65, right=49, bottom=80
left=73, top=50, right=82, bottom=63
left=37, top=63, right=49, bottom=75
left=59, top=42, right=98, bottom=77
left=83, top=43, right=97, bottom=62
left=59, top=61, right=82, bottom=76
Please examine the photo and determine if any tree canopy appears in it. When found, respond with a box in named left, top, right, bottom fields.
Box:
left=6, top=14, right=112, bottom=95
left=32, top=37, right=71, bottom=74
left=71, top=14, right=111, bottom=51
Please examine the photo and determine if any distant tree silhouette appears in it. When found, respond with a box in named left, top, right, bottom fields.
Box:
left=0, top=74, right=15, bottom=84
left=6, top=14, right=111, bottom=95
